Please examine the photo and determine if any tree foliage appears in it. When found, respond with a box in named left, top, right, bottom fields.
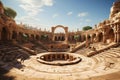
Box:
left=41, top=34, right=48, bottom=40
left=74, top=35, right=79, bottom=41
left=4, top=6, right=17, bottom=18
left=82, top=26, right=92, bottom=31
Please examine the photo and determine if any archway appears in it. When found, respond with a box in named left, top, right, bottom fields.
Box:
left=54, top=28, right=65, bottom=41
left=36, top=35, right=40, bottom=40
left=24, top=33, right=29, bottom=41
left=31, top=34, right=35, bottom=41
left=61, top=36, right=65, bottom=41
left=87, top=35, right=91, bottom=40
left=78, top=35, right=81, bottom=42
left=98, top=33, right=103, bottom=42
left=72, top=36, right=74, bottom=41
left=55, top=36, right=58, bottom=41
left=92, top=34, right=96, bottom=42
left=52, top=25, right=68, bottom=43
left=1, top=27, right=8, bottom=41
left=82, top=35, right=86, bottom=42
left=17, top=32, right=23, bottom=42
left=12, top=31, right=17, bottom=40
left=107, top=29, right=114, bottom=43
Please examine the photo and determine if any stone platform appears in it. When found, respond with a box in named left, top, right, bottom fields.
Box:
left=2, top=52, right=120, bottom=80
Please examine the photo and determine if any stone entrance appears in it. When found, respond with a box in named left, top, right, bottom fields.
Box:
left=51, top=25, right=68, bottom=43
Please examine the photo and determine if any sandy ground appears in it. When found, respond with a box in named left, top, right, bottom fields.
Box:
left=3, top=70, right=120, bottom=80
left=1, top=52, right=120, bottom=80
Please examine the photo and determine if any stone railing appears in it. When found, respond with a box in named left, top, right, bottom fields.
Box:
left=13, top=41, right=37, bottom=55
left=87, top=42, right=119, bottom=57
left=69, top=41, right=86, bottom=53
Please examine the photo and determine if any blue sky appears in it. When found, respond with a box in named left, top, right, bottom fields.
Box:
left=2, top=0, right=115, bottom=32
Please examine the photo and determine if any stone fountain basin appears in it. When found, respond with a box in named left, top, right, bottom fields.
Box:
left=36, top=52, right=82, bottom=66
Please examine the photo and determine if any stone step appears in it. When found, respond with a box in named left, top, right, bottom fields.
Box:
left=107, top=52, right=120, bottom=58
left=98, top=52, right=113, bottom=58
left=109, top=50, right=120, bottom=53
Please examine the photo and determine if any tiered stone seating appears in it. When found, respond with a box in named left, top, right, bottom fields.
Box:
left=18, top=41, right=47, bottom=54
left=33, top=47, right=47, bottom=53
left=91, top=46, right=120, bottom=70
left=0, top=42, right=30, bottom=63
left=90, top=42, right=108, bottom=50
left=75, top=42, right=108, bottom=56
left=31, top=41, right=48, bottom=52
left=76, top=47, right=92, bottom=56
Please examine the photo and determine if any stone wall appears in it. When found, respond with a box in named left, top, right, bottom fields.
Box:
left=0, top=1, right=120, bottom=45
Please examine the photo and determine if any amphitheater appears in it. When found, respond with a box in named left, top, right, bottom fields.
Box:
left=1, top=1, right=120, bottom=80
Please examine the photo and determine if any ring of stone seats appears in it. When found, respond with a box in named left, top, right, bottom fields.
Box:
left=36, top=52, right=82, bottom=66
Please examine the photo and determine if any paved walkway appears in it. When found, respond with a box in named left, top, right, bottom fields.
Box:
left=2, top=52, right=120, bottom=80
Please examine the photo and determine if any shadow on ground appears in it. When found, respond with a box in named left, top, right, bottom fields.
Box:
left=0, top=67, right=15, bottom=80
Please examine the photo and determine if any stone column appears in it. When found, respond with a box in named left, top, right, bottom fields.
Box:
left=10, top=32, right=13, bottom=40
left=115, top=24, right=117, bottom=43
left=69, top=56, right=72, bottom=61
left=0, top=30, right=1, bottom=40
left=96, top=33, right=99, bottom=42
left=117, top=24, right=120, bottom=43
left=86, top=35, right=89, bottom=47
left=90, top=35, right=93, bottom=43
left=50, top=55, right=52, bottom=61
left=60, top=54, right=63, bottom=60
left=64, top=54, right=67, bottom=60
left=103, top=32, right=107, bottom=43
left=55, top=54, right=57, bottom=60
left=52, top=27, right=55, bottom=41
left=117, top=32, right=119, bottom=43
left=15, top=32, right=18, bottom=41
left=113, top=24, right=117, bottom=43
left=52, top=35, right=55, bottom=41
left=114, top=32, right=117, bottom=42
left=65, top=27, right=68, bottom=43
left=7, top=31, right=12, bottom=40
left=45, top=55, right=48, bottom=61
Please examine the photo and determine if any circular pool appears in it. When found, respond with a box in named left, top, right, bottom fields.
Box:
left=36, top=52, right=82, bottom=66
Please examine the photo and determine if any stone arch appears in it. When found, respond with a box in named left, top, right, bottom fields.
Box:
left=98, top=32, right=103, bottom=42
left=78, top=35, right=81, bottom=42
left=68, top=36, right=70, bottom=41
left=36, top=35, right=40, bottom=40
left=52, top=25, right=68, bottom=43
left=18, top=32, right=23, bottom=41
left=31, top=34, right=34, bottom=41
left=1, top=27, right=8, bottom=41
left=25, top=33, right=29, bottom=41
left=61, top=36, right=65, bottom=41
left=92, top=34, right=96, bottom=38
left=92, top=33, right=96, bottom=42
left=55, top=36, right=58, bottom=41
left=87, top=35, right=91, bottom=40
left=58, top=36, right=61, bottom=41
left=12, top=31, right=17, bottom=40
left=82, top=35, right=86, bottom=42
left=72, top=35, right=74, bottom=41
left=107, top=28, right=114, bottom=43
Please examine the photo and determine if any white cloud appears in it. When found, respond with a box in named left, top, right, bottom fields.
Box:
left=67, top=12, right=73, bottom=15
left=78, top=12, right=88, bottom=17
left=15, top=0, right=54, bottom=29
left=17, top=0, right=54, bottom=16
left=52, top=14, right=59, bottom=18
left=85, top=19, right=91, bottom=22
